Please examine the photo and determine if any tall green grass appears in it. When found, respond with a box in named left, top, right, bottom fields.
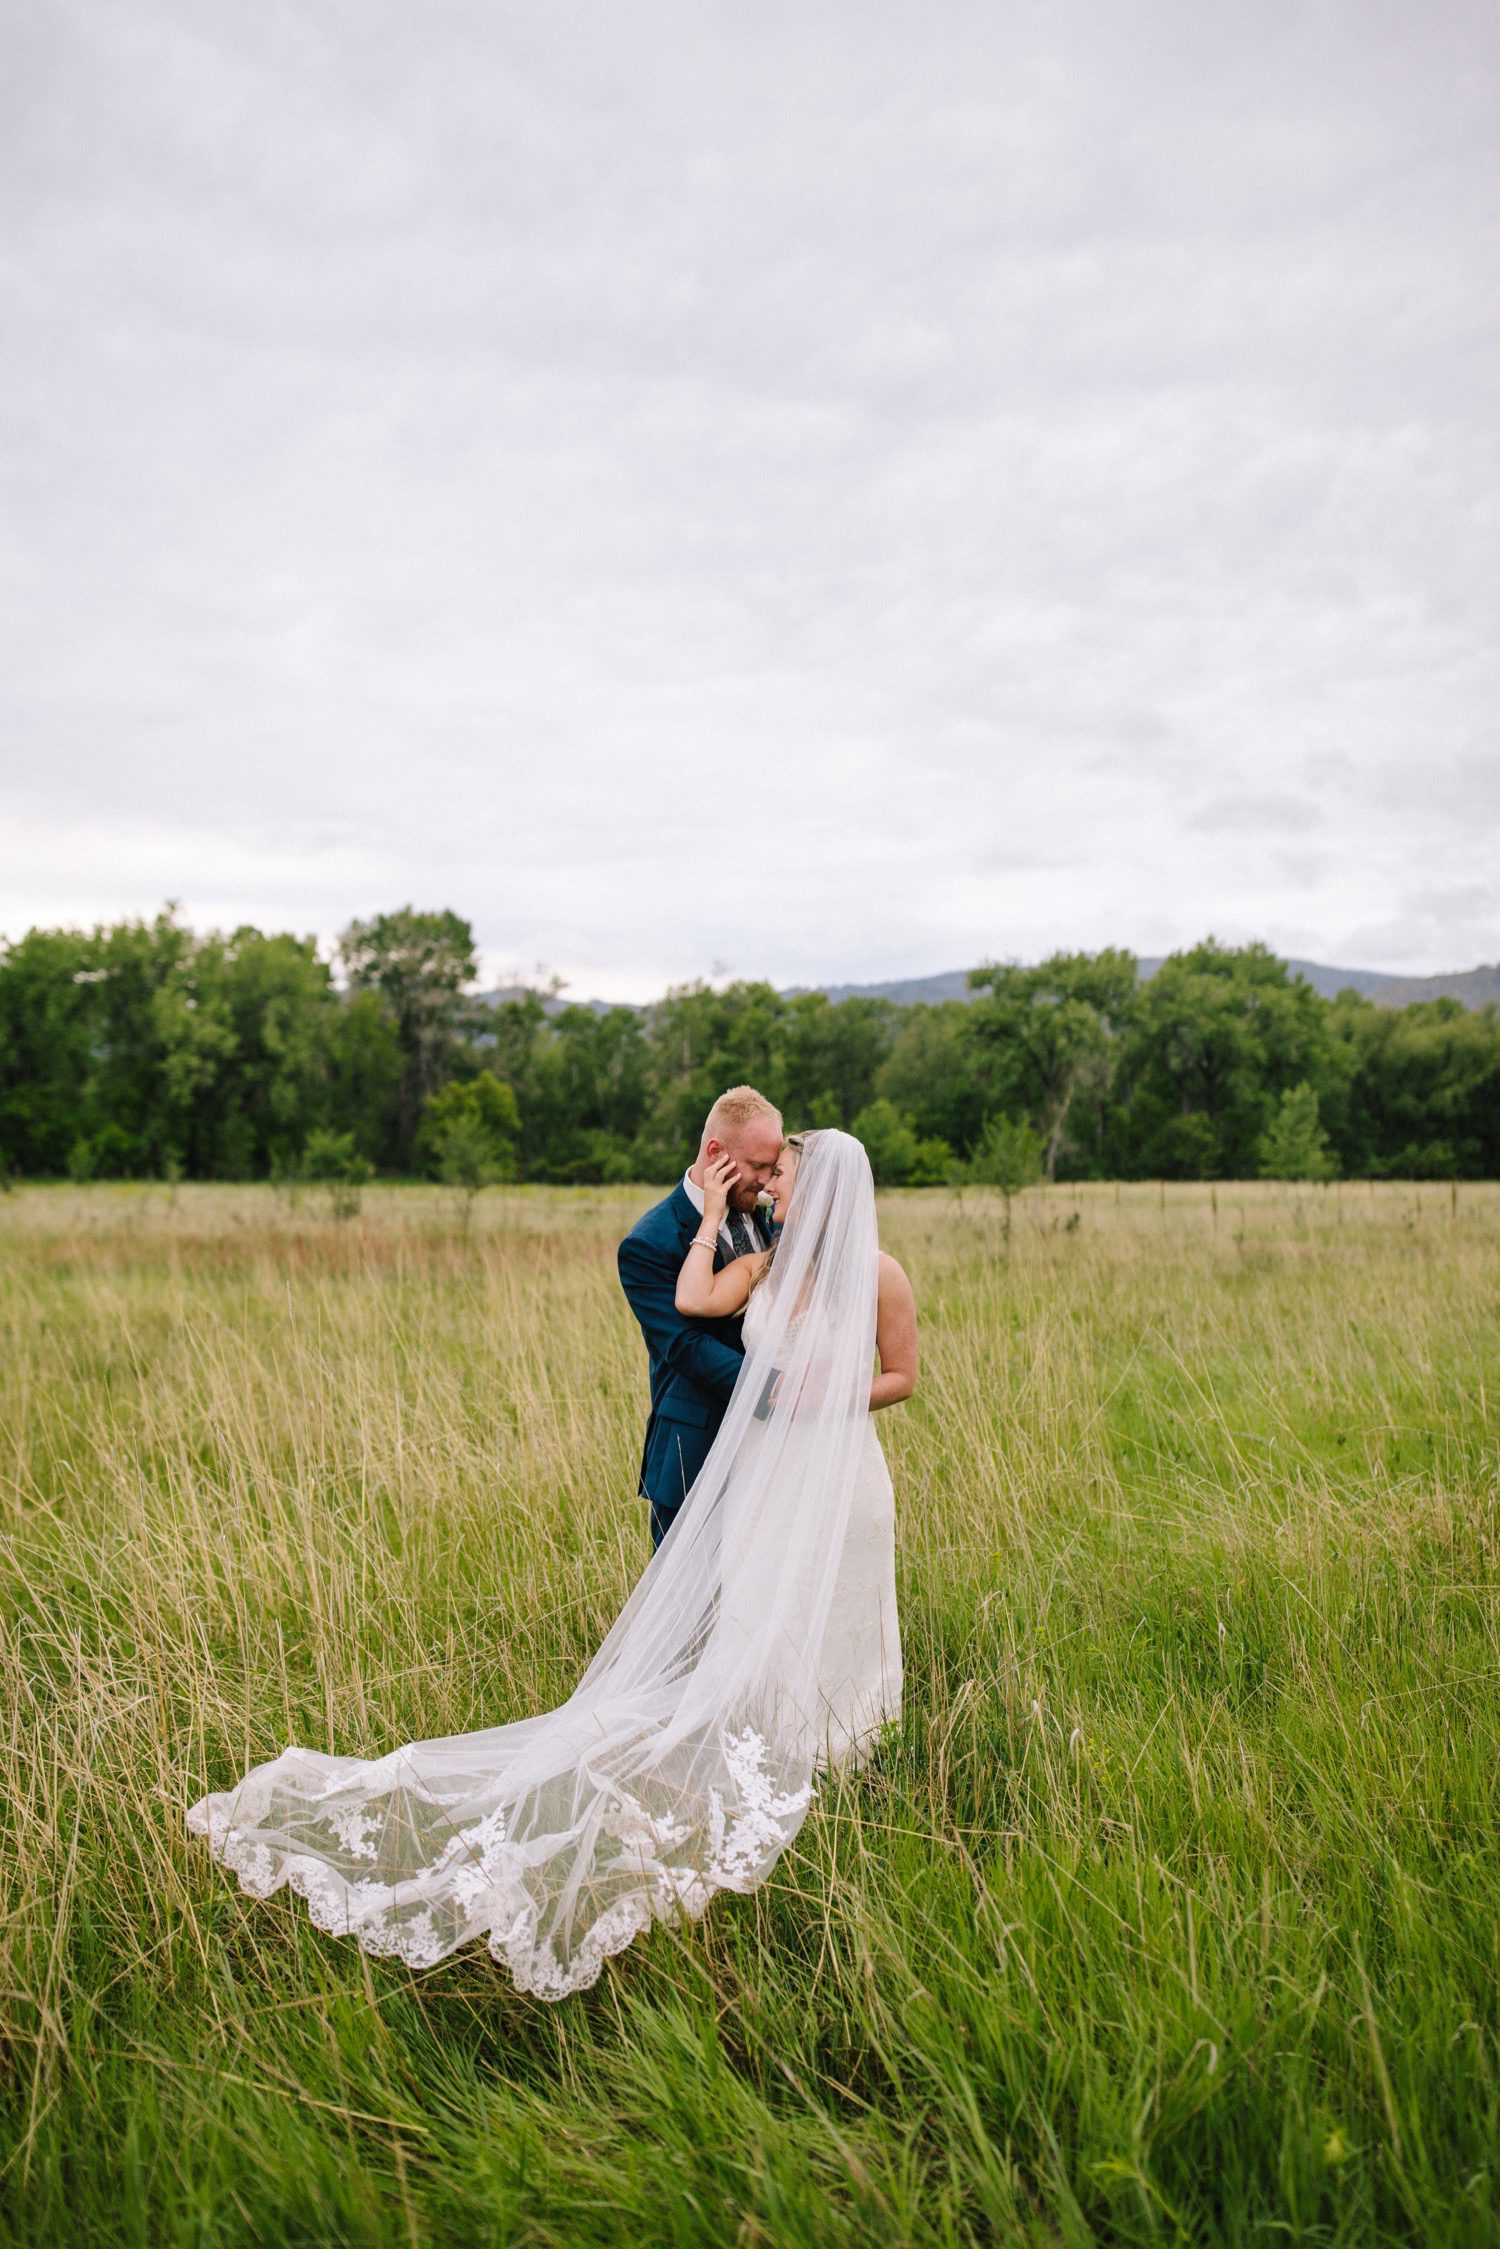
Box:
left=2, top=1179, right=1497, bottom=2245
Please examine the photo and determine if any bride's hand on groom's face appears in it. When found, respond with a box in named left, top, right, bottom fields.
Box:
left=702, top=1151, right=739, bottom=1224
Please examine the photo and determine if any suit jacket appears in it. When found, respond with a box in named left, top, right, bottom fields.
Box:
left=616, top=1183, right=751, bottom=1511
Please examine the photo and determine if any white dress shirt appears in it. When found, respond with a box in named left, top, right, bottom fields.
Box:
left=682, top=1170, right=766, bottom=1259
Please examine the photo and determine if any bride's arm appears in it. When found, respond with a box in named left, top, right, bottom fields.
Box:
left=870, top=1252, right=917, bottom=1408
left=675, top=1152, right=771, bottom=1317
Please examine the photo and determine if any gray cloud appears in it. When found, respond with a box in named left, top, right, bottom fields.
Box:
left=1187, top=795, right=1328, bottom=836
left=2, top=0, right=1497, bottom=996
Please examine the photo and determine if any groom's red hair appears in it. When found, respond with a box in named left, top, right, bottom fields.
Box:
left=701, top=1085, right=781, bottom=1143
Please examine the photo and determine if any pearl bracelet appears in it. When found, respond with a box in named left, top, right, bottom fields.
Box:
left=691, top=1232, right=718, bottom=1252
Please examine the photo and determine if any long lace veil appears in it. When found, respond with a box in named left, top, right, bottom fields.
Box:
left=186, top=1128, right=883, bottom=1999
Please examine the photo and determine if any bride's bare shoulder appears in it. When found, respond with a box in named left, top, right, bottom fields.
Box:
left=877, top=1249, right=914, bottom=1295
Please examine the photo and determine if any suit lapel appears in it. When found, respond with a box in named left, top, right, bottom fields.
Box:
left=666, top=1181, right=698, bottom=1241
left=667, top=1180, right=732, bottom=1274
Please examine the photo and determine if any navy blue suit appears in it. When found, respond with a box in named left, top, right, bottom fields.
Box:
left=617, top=1183, right=750, bottom=1550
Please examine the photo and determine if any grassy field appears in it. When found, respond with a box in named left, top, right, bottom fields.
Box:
left=2, top=1177, right=1497, bottom=2246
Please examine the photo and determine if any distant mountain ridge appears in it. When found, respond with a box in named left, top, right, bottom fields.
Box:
left=803, top=959, right=1500, bottom=1010
left=483, top=957, right=1500, bottom=1016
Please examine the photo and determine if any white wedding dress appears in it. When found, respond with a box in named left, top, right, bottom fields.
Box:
left=186, top=1131, right=902, bottom=2000
left=725, top=1282, right=901, bottom=1769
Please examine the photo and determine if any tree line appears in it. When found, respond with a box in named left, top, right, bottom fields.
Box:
left=1, top=905, right=1496, bottom=1187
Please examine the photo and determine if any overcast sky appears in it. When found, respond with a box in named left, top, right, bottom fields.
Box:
left=3, top=2, right=1496, bottom=1000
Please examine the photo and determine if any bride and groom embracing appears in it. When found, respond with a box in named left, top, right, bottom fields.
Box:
left=187, top=1087, right=919, bottom=2000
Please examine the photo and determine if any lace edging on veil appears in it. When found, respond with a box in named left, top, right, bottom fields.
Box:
left=187, top=1725, right=811, bottom=1999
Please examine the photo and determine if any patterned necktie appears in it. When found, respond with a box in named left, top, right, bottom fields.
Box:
left=725, top=1209, right=755, bottom=1260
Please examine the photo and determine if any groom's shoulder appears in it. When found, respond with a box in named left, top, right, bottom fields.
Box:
left=620, top=1182, right=692, bottom=1257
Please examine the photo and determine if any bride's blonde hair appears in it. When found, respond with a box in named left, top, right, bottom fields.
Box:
left=747, top=1132, right=807, bottom=1298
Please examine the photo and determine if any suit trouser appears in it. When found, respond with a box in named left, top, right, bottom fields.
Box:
left=649, top=1493, right=685, bottom=1551
left=644, top=1415, right=710, bottom=1552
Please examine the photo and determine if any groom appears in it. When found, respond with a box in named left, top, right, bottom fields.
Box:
left=617, top=1085, right=784, bottom=1550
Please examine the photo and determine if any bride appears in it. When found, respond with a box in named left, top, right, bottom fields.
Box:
left=186, top=1127, right=918, bottom=2000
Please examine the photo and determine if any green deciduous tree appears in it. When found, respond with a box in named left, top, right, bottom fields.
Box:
left=876, top=1001, right=987, bottom=1154
left=339, top=907, right=479, bottom=1165
left=780, top=994, right=893, bottom=1129
left=0, top=910, right=349, bottom=1180
left=194, top=928, right=338, bottom=1178
left=1330, top=996, right=1500, bottom=1178
left=3, top=906, right=1498, bottom=1186
left=1109, top=941, right=1334, bottom=1179
left=0, top=925, right=100, bottom=1175
left=640, top=980, right=787, bottom=1161
left=966, top=950, right=1138, bottom=1180
left=469, top=996, right=650, bottom=1183
left=326, top=987, right=404, bottom=1166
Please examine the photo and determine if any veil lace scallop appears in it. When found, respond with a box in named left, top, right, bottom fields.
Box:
left=186, top=1129, right=888, bottom=1999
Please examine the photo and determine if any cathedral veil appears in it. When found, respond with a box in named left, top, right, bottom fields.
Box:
left=186, top=1129, right=884, bottom=1999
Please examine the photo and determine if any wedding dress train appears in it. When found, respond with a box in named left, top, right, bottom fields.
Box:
left=186, top=1131, right=901, bottom=1999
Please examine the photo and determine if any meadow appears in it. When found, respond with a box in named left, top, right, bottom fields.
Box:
left=2, top=1177, right=1497, bottom=2246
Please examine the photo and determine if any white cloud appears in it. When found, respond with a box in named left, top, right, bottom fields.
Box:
left=1, top=0, right=1497, bottom=993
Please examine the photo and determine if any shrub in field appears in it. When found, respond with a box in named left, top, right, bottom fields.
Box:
left=965, top=1113, right=1045, bottom=1245
left=417, top=1072, right=520, bottom=1182
left=1258, top=1081, right=1338, bottom=1181
left=909, top=1135, right=956, bottom=1185
left=299, top=1127, right=374, bottom=1218
left=433, top=1114, right=502, bottom=1230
